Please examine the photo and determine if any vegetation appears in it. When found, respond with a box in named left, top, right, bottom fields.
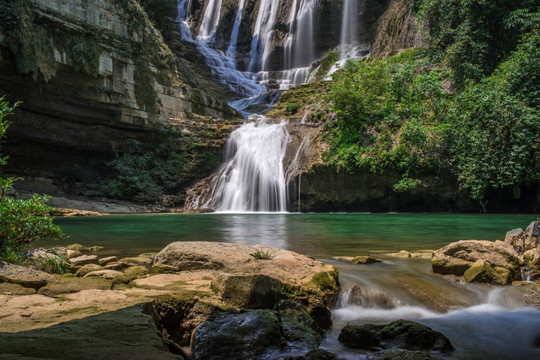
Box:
left=324, top=1, right=540, bottom=208
left=250, top=248, right=275, bottom=260
left=0, top=97, right=65, bottom=262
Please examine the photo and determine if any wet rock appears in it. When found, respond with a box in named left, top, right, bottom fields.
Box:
left=392, top=250, right=412, bottom=258
left=278, top=300, right=323, bottom=351
left=118, top=256, right=153, bottom=268
left=192, top=309, right=282, bottom=360
left=338, top=324, right=382, bottom=349
left=304, top=349, right=338, bottom=360
left=0, top=261, right=52, bottom=289
left=75, top=264, right=104, bottom=277
left=309, top=303, right=333, bottom=330
left=463, top=260, right=512, bottom=285
left=69, top=255, right=99, bottom=267
left=99, top=256, right=118, bottom=266
left=341, top=284, right=395, bottom=309
left=339, top=320, right=453, bottom=352
left=336, top=256, right=382, bottom=264
left=84, top=270, right=124, bottom=279
left=432, top=240, right=520, bottom=279
left=377, top=319, right=453, bottom=352
left=367, top=349, right=443, bottom=360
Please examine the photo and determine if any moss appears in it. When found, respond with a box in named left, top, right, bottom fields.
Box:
left=310, top=270, right=339, bottom=292
left=134, top=59, right=157, bottom=112
left=57, top=306, right=101, bottom=315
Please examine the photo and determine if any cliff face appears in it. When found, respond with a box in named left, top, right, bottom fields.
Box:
left=0, top=0, right=237, bottom=206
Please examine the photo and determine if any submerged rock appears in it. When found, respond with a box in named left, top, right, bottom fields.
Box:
left=367, top=349, right=443, bottom=360
left=192, top=309, right=282, bottom=360
left=336, top=256, right=382, bottom=264
left=463, top=260, right=512, bottom=285
left=0, top=261, right=52, bottom=289
left=338, top=319, right=453, bottom=352
left=431, top=240, right=520, bottom=280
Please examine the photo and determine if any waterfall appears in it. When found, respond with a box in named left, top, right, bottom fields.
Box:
left=247, top=0, right=280, bottom=73
left=197, top=0, right=223, bottom=41
left=340, top=0, right=358, bottom=60
left=207, top=115, right=290, bottom=212
left=226, top=0, right=246, bottom=59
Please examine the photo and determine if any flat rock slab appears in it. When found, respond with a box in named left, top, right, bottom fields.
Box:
left=69, top=255, right=99, bottom=267
left=0, top=304, right=181, bottom=360
left=118, top=256, right=153, bottom=268
left=153, top=242, right=336, bottom=286
left=0, top=261, right=52, bottom=289
left=84, top=270, right=124, bottom=279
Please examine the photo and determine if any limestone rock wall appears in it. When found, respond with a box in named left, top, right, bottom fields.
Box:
left=0, top=0, right=238, bottom=203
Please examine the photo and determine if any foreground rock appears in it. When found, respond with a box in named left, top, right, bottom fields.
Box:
left=338, top=320, right=453, bottom=353
left=367, top=349, right=443, bottom=360
left=0, top=261, right=52, bottom=289
left=463, top=260, right=512, bottom=285
left=153, top=242, right=339, bottom=316
left=431, top=240, right=521, bottom=281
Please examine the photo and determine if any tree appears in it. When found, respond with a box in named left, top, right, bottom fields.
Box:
left=0, top=96, right=64, bottom=262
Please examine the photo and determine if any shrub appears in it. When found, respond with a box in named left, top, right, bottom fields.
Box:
left=0, top=96, right=65, bottom=261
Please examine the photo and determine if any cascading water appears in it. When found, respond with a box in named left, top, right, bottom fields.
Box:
left=178, top=0, right=367, bottom=212
left=340, top=0, right=359, bottom=60
left=205, top=115, right=290, bottom=212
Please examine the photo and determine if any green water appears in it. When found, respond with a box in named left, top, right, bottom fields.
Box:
left=50, top=213, right=535, bottom=259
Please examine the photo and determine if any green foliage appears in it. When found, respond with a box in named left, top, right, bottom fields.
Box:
left=29, top=250, right=73, bottom=274
left=70, top=36, right=100, bottom=78
left=416, top=0, right=539, bottom=86
left=285, top=102, right=301, bottom=114
left=0, top=97, right=65, bottom=260
left=249, top=248, right=275, bottom=260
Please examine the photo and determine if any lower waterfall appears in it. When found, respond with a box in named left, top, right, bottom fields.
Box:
left=205, top=116, right=290, bottom=212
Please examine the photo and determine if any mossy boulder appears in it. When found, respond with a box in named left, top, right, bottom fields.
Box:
left=463, top=260, right=512, bottom=285
left=75, top=264, right=104, bottom=277
left=211, top=274, right=282, bottom=309
left=192, top=309, right=282, bottom=360
left=123, top=265, right=150, bottom=279
left=432, top=240, right=520, bottom=279
left=338, top=324, right=382, bottom=349
left=278, top=300, right=324, bottom=351
left=0, top=260, right=52, bottom=290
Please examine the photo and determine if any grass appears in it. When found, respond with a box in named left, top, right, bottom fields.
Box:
left=250, top=248, right=275, bottom=260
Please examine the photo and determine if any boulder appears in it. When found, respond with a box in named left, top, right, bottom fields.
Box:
left=278, top=300, right=323, bottom=351
left=123, top=265, right=150, bottom=279
left=338, top=320, right=453, bottom=352
left=153, top=242, right=339, bottom=310
left=338, top=324, right=382, bottom=349
left=99, top=256, right=118, bottom=266
left=84, top=270, right=125, bottom=279
left=104, top=262, right=125, bottom=271
left=37, top=276, right=112, bottom=296
left=0, top=282, right=37, bottom=295
left=463, top=260, right=512, bottom=285
left=69, top=255, right=99, bottom=267
left=75, top=264, right=104, bottom=277
left=367, top=349, right=443, bottom=360
left=431, top=240, right=520, bottom=279
left=505, top=228, right=525, bottom=252
left=524, top=221, right=540, bottom=251
left=523, top=249, right=540, bottom=281
left=192, top=309, right=282, bottom=360
left=211, top=274, right=282, bottom=309
left=304, top=349, right=338, bottom=360
left=0, top=261, right=52, bottom=289
left=118, top=256, right=153, bottom=268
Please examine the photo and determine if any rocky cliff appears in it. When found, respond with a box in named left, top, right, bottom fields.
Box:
left=0, top=0, right=238, bottom=207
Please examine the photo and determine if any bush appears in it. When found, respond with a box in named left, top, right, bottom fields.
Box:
left=0, top=96, right=65, bottom=261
